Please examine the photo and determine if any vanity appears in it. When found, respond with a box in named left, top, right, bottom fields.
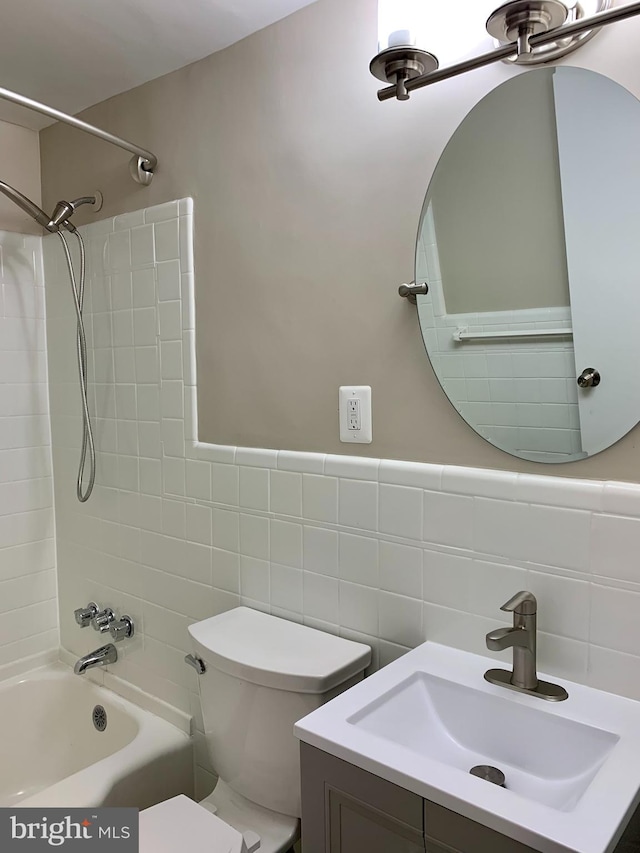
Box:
left=295, top=642, right=640, bottom=853
left=300, top=742, right=548, bottom=853
left=293, top=13, right=640, bottom=853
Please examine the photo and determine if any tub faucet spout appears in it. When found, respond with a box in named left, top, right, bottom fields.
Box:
left=74, top=643, right=117, bottom=675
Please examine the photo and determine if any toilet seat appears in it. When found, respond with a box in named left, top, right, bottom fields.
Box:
left=140, top=795, right=248, bottom=853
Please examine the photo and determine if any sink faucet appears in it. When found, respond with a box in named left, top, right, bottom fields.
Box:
left=485, top=591, right=568, bottom=701
left=74, top=643, right=118, bottom=675
left=486, top=590, right=538, bottom=690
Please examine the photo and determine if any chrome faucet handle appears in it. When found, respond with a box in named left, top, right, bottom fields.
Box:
left=109, top=616, right=134, bottom=642
left=74, top=602, right=99, bottom=628
left=92, top=608, right=115, bottom=633
left=500, top=590, right=537, bottom=616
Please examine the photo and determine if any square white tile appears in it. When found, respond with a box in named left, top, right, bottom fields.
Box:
left=303, top=526, right=338, bottom=577
left=338, top=479, right=377, bottom=531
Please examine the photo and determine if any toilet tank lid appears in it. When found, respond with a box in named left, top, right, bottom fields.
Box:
left=140, top=796, right=245, bottom=853
left=188, top=607, right=371, bottom=693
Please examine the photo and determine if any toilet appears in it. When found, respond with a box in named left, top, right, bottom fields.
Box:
left=140, top=607, right=371, bottom=853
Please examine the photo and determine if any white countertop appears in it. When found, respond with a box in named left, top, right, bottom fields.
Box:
left=295, top=642, right=640, bottom=853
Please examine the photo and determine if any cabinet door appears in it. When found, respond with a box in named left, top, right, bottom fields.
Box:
left=300, top=743, right=424, bottom=853
left=327, top=787, right=424, bottom=853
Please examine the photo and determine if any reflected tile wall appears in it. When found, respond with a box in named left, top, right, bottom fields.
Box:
left=416, top=209, right=581, bottom=461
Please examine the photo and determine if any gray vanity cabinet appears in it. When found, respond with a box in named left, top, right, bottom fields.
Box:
left=326, top=790, right=424, bottom=853
left=300, top=743, right=538, bottom=853
left=300, top=742, right=424, bottom=853
left=423, top=800, right=536, bottom=853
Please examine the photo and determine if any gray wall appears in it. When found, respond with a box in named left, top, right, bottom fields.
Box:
left=0, top=120, right=41, bottom=234
left=39, top=0, right=640, bottom=481
left=429, top=69, right=570, bottom=315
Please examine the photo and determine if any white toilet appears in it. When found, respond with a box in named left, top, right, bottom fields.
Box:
left=140, top=607, right=371, bottom=853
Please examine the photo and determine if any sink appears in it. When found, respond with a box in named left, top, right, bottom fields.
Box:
left=295, top=642, right=640, bottom=853
left=349, top=671, right=618, bottom=812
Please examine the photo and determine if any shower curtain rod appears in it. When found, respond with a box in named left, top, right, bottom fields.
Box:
left=0, top=84, right=157, bottom=185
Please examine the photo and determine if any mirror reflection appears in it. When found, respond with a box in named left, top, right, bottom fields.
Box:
left=415, top=67, right=640, bottom=463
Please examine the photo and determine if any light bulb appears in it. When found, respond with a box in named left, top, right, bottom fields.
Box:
left=377, top=0, right=429, bottom=52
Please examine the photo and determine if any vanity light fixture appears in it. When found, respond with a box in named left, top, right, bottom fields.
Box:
left=371, top=0, right=640, bottom=101
left=369, top=0, right=439, bottom=101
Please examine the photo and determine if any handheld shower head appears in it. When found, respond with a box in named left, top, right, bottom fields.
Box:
left=0, top=180, right=57, bottom=231
left=0, top=180, right=102, bottom=233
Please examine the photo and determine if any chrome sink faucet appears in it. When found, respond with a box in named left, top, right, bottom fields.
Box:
left=485, top=591, right=568, bottom=702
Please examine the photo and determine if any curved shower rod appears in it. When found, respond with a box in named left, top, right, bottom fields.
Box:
left=0, top=84, right=157, bottom=185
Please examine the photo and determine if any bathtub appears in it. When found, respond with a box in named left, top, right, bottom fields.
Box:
left=0, top=663, right=193, bottom=809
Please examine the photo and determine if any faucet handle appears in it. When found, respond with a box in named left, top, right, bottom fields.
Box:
left=74, top=602, right=99, bottom=628
left=92, top=608, right=115, bottom=632
left=109, top=616, right=134, bottom=642
left=500, top=590, right=537, bottom=616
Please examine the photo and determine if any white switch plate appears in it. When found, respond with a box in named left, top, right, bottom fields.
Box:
left=339, top=386, right=372, bottom=444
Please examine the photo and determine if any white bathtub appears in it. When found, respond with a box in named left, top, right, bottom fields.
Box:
left=0, top=663, right=193, bottom=809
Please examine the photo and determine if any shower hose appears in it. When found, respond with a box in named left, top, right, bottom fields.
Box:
left=56, top=229, right=96, bottom=503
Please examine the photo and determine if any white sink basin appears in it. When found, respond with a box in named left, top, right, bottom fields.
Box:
left=349, top=671, right=618, bottom=812
left=295, top=642, right=640, bottom=853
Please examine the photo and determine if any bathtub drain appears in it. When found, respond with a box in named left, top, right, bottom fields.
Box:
left=92, top=705, right=107, bottom=732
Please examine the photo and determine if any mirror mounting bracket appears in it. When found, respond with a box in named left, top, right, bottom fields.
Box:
left=398, top=282, right=429, bottom=305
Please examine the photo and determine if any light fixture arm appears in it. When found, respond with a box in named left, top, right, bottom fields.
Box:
left=517, top=24, right=534, bottom=57
left=378, top=43, right=516, bottom=101
left=376, top=0, right=640, bottom=101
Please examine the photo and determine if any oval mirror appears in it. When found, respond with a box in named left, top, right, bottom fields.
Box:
left=415, top=67, right=640, bottom=463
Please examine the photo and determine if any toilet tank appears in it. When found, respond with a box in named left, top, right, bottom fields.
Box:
left=188, top=607, right=371, bottom=818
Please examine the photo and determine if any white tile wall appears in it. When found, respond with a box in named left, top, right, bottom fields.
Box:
left=44, top=199, right=640, bottom=801
left=0, top=230, right=57, bottom=669
left=416, top=205, right=581, bottom=462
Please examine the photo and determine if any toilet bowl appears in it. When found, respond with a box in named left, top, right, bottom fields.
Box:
left=139, top=607, right=370, bottom=853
